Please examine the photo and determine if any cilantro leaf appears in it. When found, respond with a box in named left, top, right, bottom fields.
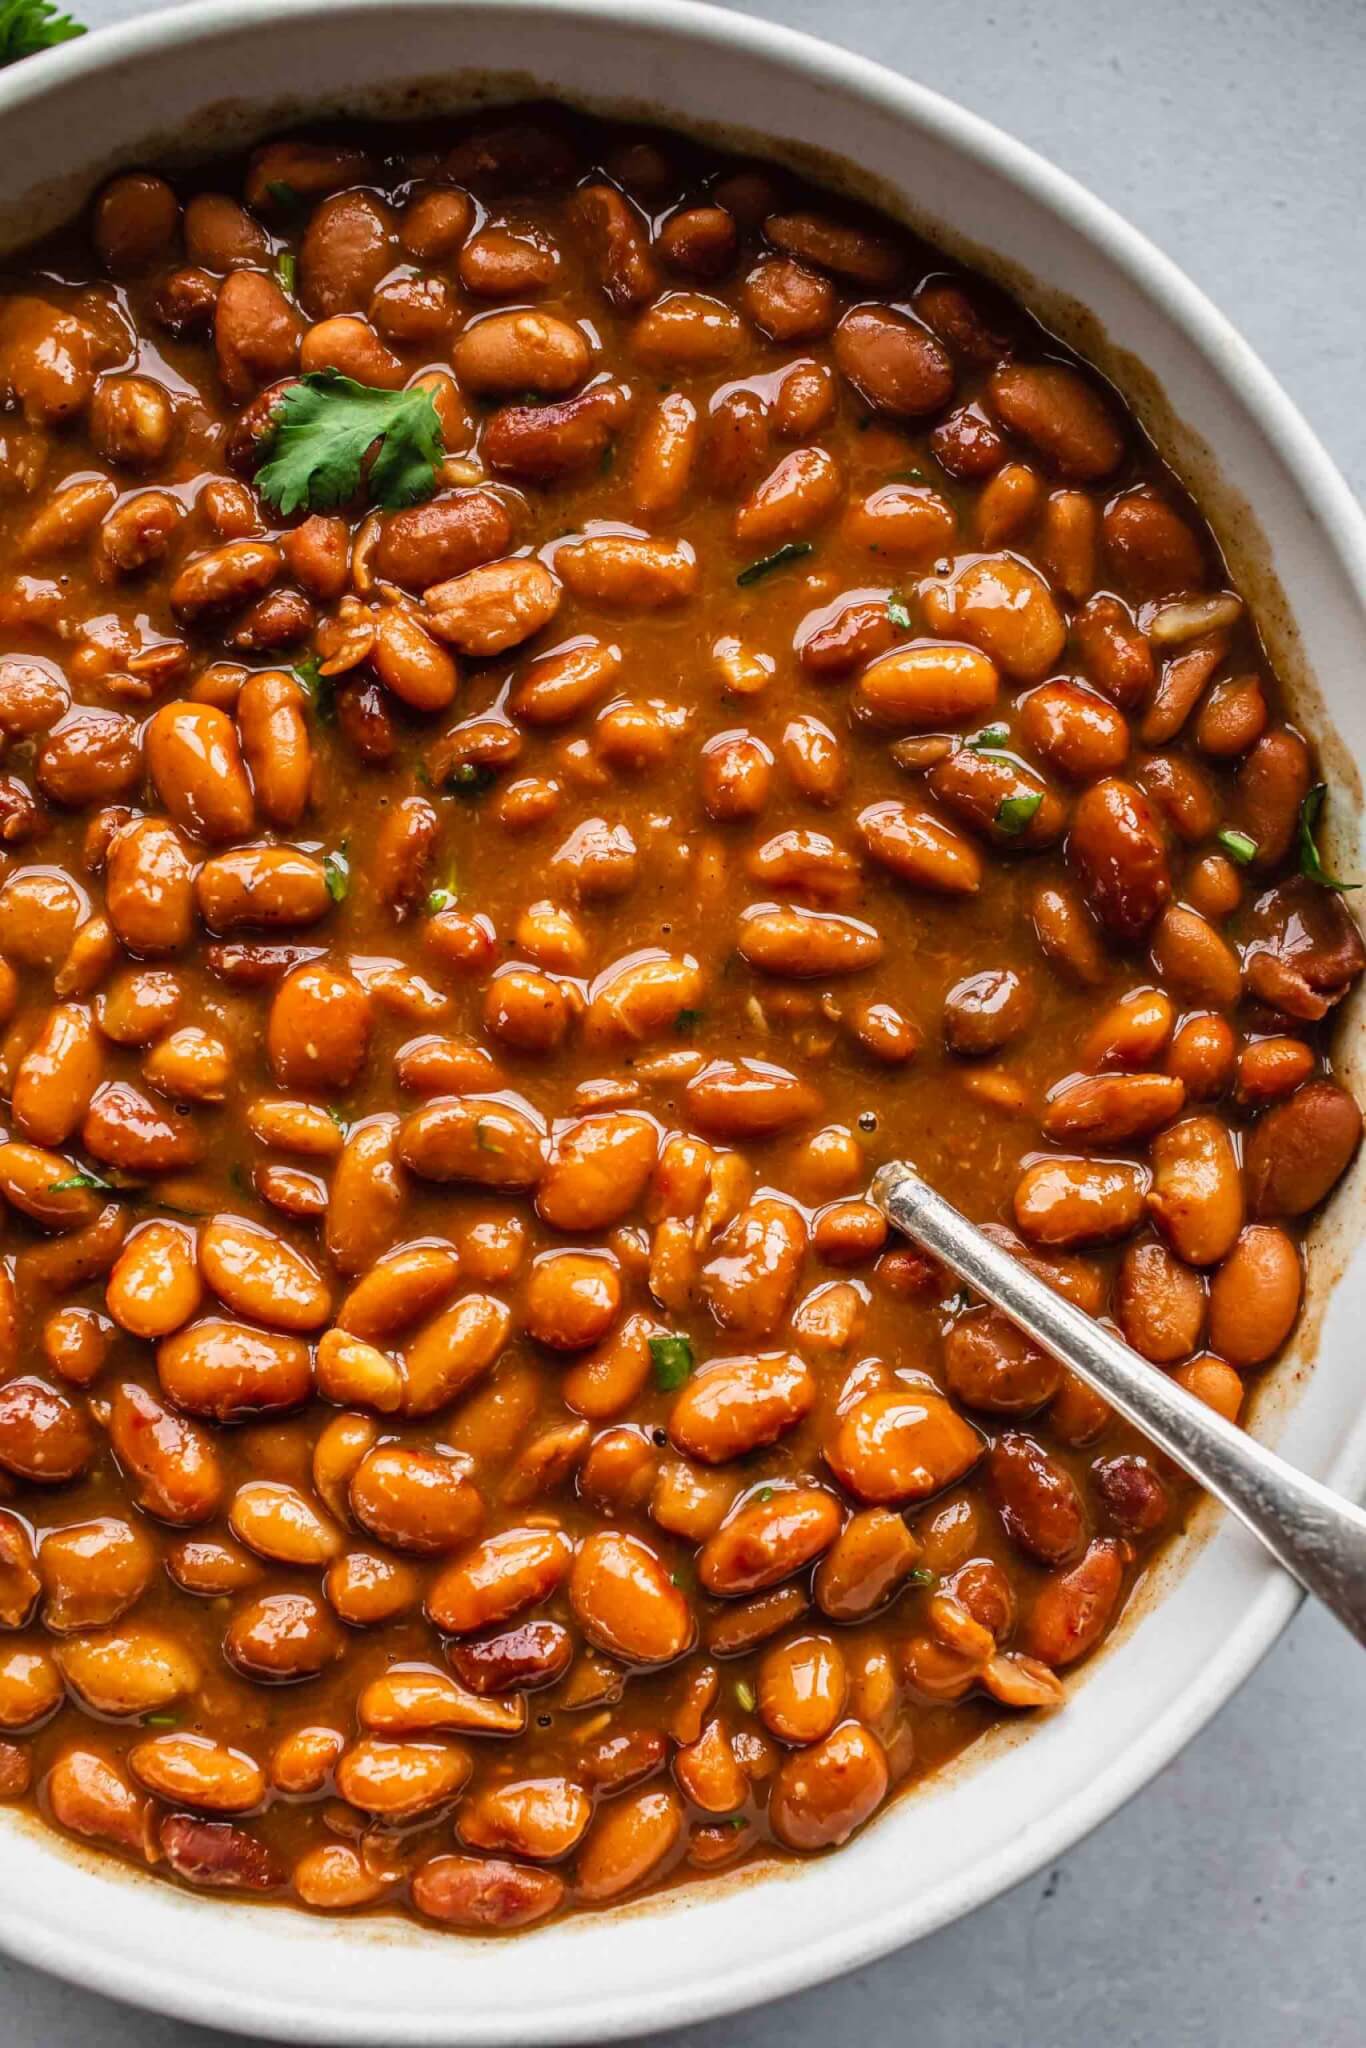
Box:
left=968, top=724, right=1011, bottom=754
left=995, top=791, right=1043, bottom=836
left=736, top=542, right=813, bottom=587
left=47, top=1169, right=116, bottom=1194
left=0, top=0, right=84, bottom=62
left=323, top=844, right=350, bottom=902
left=294, top=655, right=334, bottom=724
left=1216, top=827, right=1258, bottom=866
left=256, top=370, right=444, bottom=517
left=1298, top=784, right=1359, bottom=892
left=649, top=1334, right=694, bottom=1391
left=734, top=1679, right=757, bottom=1713
left=886, top=596, right=913, bottom=630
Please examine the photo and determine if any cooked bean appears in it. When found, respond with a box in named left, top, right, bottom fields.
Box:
left=1147, top=1115, right=1244, bottom=1266
left=1244, top=1080, right=1362, bottom=1218
left=767, top=1720, right=888, bottom=1849
left=569, top=1528, right=693, bottom=1662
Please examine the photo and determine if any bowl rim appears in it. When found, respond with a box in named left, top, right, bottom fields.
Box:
left=1, top=0, right=1364, bottom=2038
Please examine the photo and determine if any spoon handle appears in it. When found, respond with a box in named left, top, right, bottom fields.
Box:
left=873, top=1160, right=1366, bottom=1649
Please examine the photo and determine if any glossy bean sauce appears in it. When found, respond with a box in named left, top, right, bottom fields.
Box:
left=0, top=104, right=1359, bottom=1930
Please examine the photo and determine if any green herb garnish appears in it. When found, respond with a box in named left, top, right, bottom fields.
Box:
left=0, top=0, right=84, bottom=63
left=323, top=844, right=350, bottom=903
left=1298, top=784, right=1359, bottom=892
left=275, top=248, right=297, bottom=295
left=736, top=542, right=813, bottom=588
left=47, top=1169, right=116, bottom=1194
left=447, top=760, right=495, bottom=798
left=674, top=1008, right=700, bottom=1036
left=649, top=1333, right=694, bottom=1391
left=886, top=596, right=913, bottom=630
left=474, top=1118, right=504, bottom=1154
left=256, top=369, right=445, bottom=517
left=755, top=1486, right=775, bottom=1504
left=1216, top=827, right=1258, bottom=866
left=908, top=1567, right=938, bottom=1589
left=141, top=1712, right=179, bottom=1728
left=995, top=791, right=1043, bottom=836
left=734, top=1680, right=757, bottom=1713
left=968, top=724, right=1011, bottom=754
left=324, top=1105, right=348, bottom=1133
left=294, top=654, right=334, bottom=725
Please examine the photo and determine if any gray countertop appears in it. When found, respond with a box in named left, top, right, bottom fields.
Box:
left=2, top=0, right=1364, bottom=2042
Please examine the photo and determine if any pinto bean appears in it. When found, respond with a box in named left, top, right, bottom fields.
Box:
left=107, top=1380, right=223, bottom=1524
left=575, top=1784, right=683, bottom=1901
left=414, top=1853, right=564, bottom=1929
left=1244, top=1080, right=1362, bottom=1218
left=685, top=1058, right=820, bottom=1138
left=944, top=1309, right=1062, bottom=1414
left=1020, top=681, right=1129, bottom=781
left=569, top=1528, right=693, bottom=1663
left=767, top=1720, right=888, bottom=1849
left=1068, top=777, right=1171, bottom=941
left=349, top=1445, right=484, bottom=1556
left=700, top=1197, right=807, bottom=1337
left=267, top=963, right=371, bottom=1090
left=922, top=557, right=1065, bottom=683
left=130, top=1734, right=265, bottom=1814
left=46, top=1748, right=153, bottom=1856
left=56, top=1625, right=199, bottom=1717
left=400, top=1095, right=544, bottom=1191
left=988, top=1433, right=1086, bottom=1563
left=453, top=310, right=590, bottom=395
left=39, top=1515, right=154, bottom=1632
left=833, top=306, right=953, bottom=417
left=1022, top=1538, right=1125, bottom=1666
left=986, top=362, right=1124, bottom=479
left=157, top=1318, right=311, bottom=1420
left=1014, top=1158, right=1148, bottom=1249
left=1207, top=1224, right=1302, bottom=1367
left=1146, top=1114, right=1244, bottom=1266
left=1103, top=489, right=1204, bottom=597
left=670, top=1353, right=815, bottom=1465
left=224, top=1590, right=343, bottom=1683
left=1042, top=1071, right=1185, bottom=1146
left=1115, top=1239, right=1206, bottom=1362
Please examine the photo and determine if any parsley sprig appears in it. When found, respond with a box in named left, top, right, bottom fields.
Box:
left=256, top=370, right=444, bottom=517
left=0, top=0, right=84, bottom=63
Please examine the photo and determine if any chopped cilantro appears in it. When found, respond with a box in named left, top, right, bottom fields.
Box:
left=734, top=1679, right=757, bottom=1713
left=736, top=541, right=813, bottom=587
left=1298, top=784, right=1359, bottom=892
left=649, top=1333, right=694, bottom=1391
left=674, top=1008, right=700, bottom=1035
left=323, top=844, right=350, bottom=903
left=324, top=1105, right=348, bottom=1132
left=447, top=760, right=495, bottom=797
left=968, top=723, right=1011, bottom=754
left=256, top=369, right=445, bottom=517
left=294, top=654, right=334, bottom=724
left=47, top=1169, right=116, bottom=1194
left=755, top=1485, right=775, bottom=1504
left=0, top=0, right=84, bottom=62
left=995, top=791, right=1043, bottom=836
left=908, top=1566, right=938, bottom=1589
left=473, top=1118, right=504, bottom=1154
left=141, top=1712, right=179, bottom=1728
left=886, top=596, right=913, bottom=630
left=275, top=248, right=297, bottom=296
left=1216, top=827, right=1258, bottom=866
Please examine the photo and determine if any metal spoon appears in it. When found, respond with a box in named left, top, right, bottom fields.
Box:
left=872, top=1160, right=1366, bottom=1647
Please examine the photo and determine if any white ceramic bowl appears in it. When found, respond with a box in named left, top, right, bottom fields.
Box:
left=1, top=2, right=1363, bottom=2038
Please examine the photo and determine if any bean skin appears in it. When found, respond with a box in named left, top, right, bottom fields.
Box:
left=1244, top=1081, right=1362, bottom=1219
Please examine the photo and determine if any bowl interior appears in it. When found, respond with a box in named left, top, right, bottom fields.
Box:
left=1, top=3, right=1363, bottom=2040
